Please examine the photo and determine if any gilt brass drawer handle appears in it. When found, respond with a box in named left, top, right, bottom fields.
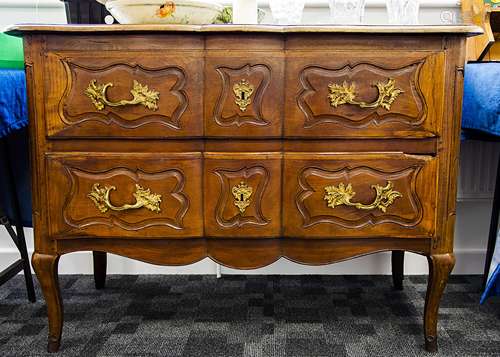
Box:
left=85, top=79, right=160, bottom=111
left=232, top=181, right=253, bottom=214
left=324, top=181, right=402, bottom=213
left=328, top=78, right=403, bottom=111
left=88, top=183, right=162, bottom=214
left=233, top=79, right=254, bottom=112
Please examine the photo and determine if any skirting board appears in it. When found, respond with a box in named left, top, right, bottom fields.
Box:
left=0, top=248, right=486, bottom=276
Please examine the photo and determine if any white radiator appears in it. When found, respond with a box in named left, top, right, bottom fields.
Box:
left=458, top=140, right=500, bottom=201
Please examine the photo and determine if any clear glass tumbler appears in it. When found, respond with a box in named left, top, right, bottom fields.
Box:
left=329, top=0, right=366, bottom=24
left=386, top=0, right=420, bottom=25
left=269, top=0, right=306, bottom=25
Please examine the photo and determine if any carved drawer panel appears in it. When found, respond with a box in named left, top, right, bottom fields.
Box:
left=285, top=52, right=445, bottom=138
left=204, top=153, right=282, bottom=237
left=46, top=153, right=203, bottom=238
left=204, top=53, right=284, bottom=137
left=283, top=153, right=437, bottom=238
left=44, top=53, right=203, bottom=138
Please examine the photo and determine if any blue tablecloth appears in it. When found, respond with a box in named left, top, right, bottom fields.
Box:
left=462, top=63, right=500, bottom=303
left=462, top=63, right=500, bottom=137
left=0, top=69, right=31, bottom=227
left=0, top=69, right=27, bottom=137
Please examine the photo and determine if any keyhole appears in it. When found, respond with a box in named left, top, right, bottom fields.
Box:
left=241, top=92, right=246, bottom=100
left=240, top=194, right=244, bottom=201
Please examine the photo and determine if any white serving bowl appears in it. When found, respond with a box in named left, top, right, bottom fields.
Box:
left=104, top=0, right=224, bottom=25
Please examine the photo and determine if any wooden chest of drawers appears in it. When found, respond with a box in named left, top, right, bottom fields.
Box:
left=8, top=24, right=480, bottom=353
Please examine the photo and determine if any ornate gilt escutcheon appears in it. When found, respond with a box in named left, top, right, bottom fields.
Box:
left=324, top=181, right=402, bottom=213
left=88, top=183, right=162, bottom=214
left=233, top=79, right=254, bottom=112
left=85, top=79, right=160, bottom=111
left=328, top=78, right=403, bottom=111
left=232, top=181, right=253, bottom=214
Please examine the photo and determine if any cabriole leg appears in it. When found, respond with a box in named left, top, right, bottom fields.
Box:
left=424, top=253, right=455, bottom=352
left=32, top=253, right=63, bottom=353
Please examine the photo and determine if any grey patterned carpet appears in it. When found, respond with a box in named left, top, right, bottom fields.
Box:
left=0, top=275, right=499, bottom=357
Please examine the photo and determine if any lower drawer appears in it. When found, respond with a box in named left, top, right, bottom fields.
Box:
left=46, top=153, right=203, bottom=238
left=283, top=153, right=437, bottom=238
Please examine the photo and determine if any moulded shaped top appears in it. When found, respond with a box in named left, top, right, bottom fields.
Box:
left=5, top=23, right=484, bottom=37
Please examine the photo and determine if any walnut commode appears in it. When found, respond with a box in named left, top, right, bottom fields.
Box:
left=7, top=24, right=480, bottom=353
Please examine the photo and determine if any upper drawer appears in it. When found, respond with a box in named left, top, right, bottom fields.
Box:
left=44, top=53, right=203, bottom=138
left=204, top=52, right=284, bottom=137
left=285, top=52, right=445, bottom=138
left=46, top=153, right=203, bottom=238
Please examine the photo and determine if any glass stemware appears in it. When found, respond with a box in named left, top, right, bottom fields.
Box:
left=386, top=0, right=420, bottom=25
left=269, top=0, right=306, bottom=25
left=329, top=0, right=366, bottom=25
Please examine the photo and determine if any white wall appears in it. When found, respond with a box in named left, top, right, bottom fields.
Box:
left=0, top=0, right=66, bottom=28
left=0, top=0, right=496, bottom=276
left=0, top=0, right=463, bottom=28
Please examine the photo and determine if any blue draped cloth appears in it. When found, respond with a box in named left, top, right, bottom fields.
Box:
left=462, top=63, right=500, bottom=303
left=0, top=69, right=28, bottom=137
left=0, top=69, right=31, bottom=227
left=462, top=63, right=500, bottom=137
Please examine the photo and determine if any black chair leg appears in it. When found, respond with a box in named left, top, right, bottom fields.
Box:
left=16, top=222, right=36, bottom=302
left=483, top=155, right=500, bottom=291
left=93, top=251, right=107, bottom=290
left=392, top=250, right=405, bottom=291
